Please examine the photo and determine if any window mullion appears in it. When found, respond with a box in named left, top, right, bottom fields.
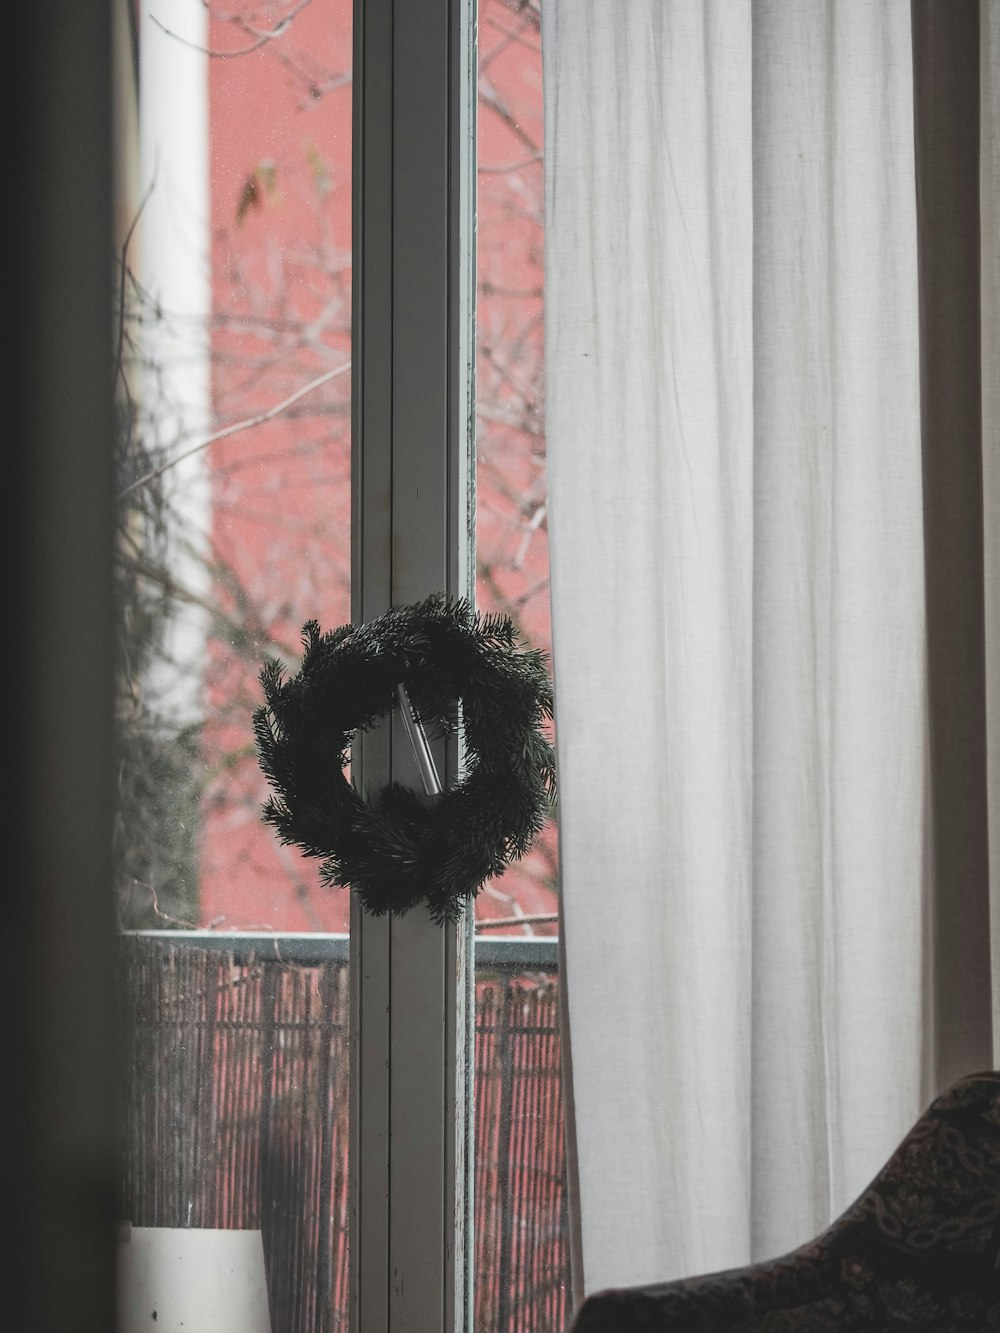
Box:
left=350, top=2, right=476, bottom=1332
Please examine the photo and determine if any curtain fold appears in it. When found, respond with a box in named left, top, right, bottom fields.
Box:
left=543, top=0, right=997, bottom=1300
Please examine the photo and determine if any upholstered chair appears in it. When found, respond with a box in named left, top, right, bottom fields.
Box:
left=570, top=1071, right=1000, bottom=1332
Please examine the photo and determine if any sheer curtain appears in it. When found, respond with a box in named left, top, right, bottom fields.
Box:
left=543, top=0, right=998, bottom=1302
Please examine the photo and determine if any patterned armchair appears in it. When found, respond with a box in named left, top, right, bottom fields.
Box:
left=569, top=1071, right=1000, bottom=1332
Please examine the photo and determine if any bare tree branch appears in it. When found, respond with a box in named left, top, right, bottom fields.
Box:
left=117, top=362, right=349, bottom=500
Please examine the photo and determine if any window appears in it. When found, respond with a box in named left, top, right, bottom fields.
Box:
left=111, top=2, right=564, bottom=1331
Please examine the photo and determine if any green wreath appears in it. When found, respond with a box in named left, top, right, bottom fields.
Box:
left=252, top=592, right=557, bottom=923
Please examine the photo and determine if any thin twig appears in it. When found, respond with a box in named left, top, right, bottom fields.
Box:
left=150, top=1, right=312, bottom=58
left=475, top=913, right=558, bottom=931
left=116, top=362, right=349, bottom=500
left=115, top=163, right=159, bottom=392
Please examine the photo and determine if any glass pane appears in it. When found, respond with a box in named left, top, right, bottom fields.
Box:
left=115, top=0, right=353, bottom=937
left=474, top=2, right=569, bottom=1329
left=113, top=2, right=351, bottom=1329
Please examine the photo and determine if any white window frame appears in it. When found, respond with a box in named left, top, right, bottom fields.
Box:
left=350, top=3, right=478, bottom=1332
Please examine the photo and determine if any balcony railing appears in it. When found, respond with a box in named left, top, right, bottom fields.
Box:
left=117, top=932, right=567, bottom=1333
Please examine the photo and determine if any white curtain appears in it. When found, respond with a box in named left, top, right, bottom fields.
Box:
left=543, top=0, right=999, bottom=1302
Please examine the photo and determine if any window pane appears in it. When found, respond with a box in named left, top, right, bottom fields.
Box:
left=474, top=3, right=556, bottom=933
left=474, top=2, right=569, bottom=1329
left=115, top=0, right=353, bottom=938
left=114, top=3, right=351, bottom=1330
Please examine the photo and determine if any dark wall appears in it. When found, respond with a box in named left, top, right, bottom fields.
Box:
left=8, top=4, right=119, bottom=1330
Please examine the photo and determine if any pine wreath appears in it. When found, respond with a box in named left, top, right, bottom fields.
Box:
left=252, top=592, right=557, bottom=923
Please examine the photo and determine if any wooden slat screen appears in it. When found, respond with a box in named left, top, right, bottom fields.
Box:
left=117, top=937, right=568, bottom=1333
